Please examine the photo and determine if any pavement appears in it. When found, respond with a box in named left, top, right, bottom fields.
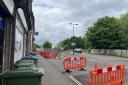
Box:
left=38, top=55, right=75, bottom=85
left=38, top=51, right=128, bottom=85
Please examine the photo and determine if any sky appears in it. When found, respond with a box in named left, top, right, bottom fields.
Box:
left=33, top=0, right=128, bottom=46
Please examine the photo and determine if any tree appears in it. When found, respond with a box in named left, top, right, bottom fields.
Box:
left=58, top=36, right=85, bottom=50
left=34, top=43, right=41, bottom=48
left=119, top=12, right=128, bottom=28
left=85, top=16, right=121, bottom=49
left=42, top=40, right=52, bottom=49
left=119, top=12, right=128, bottom=49
left=33, top=43, right=41, bottom=51
left=56, top=41, right=63, bottom=48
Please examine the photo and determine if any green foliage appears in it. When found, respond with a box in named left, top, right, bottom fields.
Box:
left=42, top=40, right=52, bottom=49
left=84, top=15, right=128, bottom=49
left=56, top=41, right=63, bottom=48
left=58, top=36, right=85, bottom=50
left=119, top=13, right=128, bottom=28
left=119, top=12, right=128, bottom=49
left=34, top=43, right=41, bottom=48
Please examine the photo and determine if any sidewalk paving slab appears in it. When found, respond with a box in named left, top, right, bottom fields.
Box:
left=38, top=56, right=75, bottom=85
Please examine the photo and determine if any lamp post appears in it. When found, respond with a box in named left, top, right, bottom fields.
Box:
left=69, top=23, right=78, bottom=55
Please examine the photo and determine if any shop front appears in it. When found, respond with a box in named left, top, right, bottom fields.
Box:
left=0, top=1, right=35, bottom=85
left=0, top=10, right=5, bottom=73
left=14, top=11, right=27, bottom=62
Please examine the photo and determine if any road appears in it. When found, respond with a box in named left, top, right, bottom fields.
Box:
left=38, top=51, right=128, bottom=85
left=75, top=52, right=128, bottom=85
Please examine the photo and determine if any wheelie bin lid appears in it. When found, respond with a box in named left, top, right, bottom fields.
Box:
left=15, top=60, right=35, bottom=68
left=15, top=62, right=35, bottom=68
left=21, top=55, right=38, bottom=60
left=0, top=67, right=44, bottom=79
left=30, top=52, right=36, bottom=56
left=15, top=60, right=34, bottom=64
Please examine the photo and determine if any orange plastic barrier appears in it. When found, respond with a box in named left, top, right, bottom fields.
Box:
left=40, top=51, right=59, bottom=59
left=63, top=56, right=87, bottom=71
left=88, top=64, right=126, bottom=85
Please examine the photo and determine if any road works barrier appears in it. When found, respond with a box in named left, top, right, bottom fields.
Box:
left=40, top=51, right=59, bottom=59
left=63, top=56, right=87, bottom=72
left=126, top=66, right=128, bottom=80
left=88, top=64, right=126, bottom=85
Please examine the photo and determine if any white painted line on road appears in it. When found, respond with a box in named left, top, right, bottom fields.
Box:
left=68, top=75, right=83, bottom=85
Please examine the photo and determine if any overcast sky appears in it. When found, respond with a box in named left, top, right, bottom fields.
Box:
left=33, top=0, right=128, bottom=46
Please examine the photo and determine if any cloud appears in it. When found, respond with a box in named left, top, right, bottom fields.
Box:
left=33, top=0, right=128, bottom=46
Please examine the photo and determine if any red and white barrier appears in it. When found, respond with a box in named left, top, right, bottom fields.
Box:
left=88, top=64, right=126, bottom=85
left=40, top=51, right=59, bottom=59
left=63, top=56, right=87, bottom=71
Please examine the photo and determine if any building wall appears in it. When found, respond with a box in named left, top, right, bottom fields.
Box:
left=2, top=0, right=14, bottom=15
left=2, top=16, right=15, bottom=71
left=0, top=0, right=35, bottom=70
left=0, top=0, right=16, bottom=73
left=26, top=34, right=33, bottom=55
left=14, top=13, right=24, bottom=62
left=0, top=1, right=35, bottom=85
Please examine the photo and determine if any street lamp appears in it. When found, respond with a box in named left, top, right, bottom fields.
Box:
left=69, top=23, right=78, bottom=55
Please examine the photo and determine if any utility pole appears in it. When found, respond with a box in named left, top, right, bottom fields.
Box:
left=69, top=23, right=78, bottom=55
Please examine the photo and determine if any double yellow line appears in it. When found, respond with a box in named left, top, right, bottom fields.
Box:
left=68, top=76, right=83, bottom=85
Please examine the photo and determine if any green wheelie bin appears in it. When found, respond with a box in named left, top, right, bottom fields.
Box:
left=0, top=67, right=44, bottom=85
left=0, top=68, right=1, bottom=73
left=14, top=60, right=35, bottom=68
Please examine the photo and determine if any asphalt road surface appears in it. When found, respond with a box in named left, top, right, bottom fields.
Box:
left=38, top=51, right=128, bottom=85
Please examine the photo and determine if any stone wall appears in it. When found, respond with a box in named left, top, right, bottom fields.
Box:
left=90, top=49, right=128, bottom=58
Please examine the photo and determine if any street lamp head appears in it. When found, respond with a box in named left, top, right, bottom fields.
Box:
left=69, top=23, right=78, bottom=26
left=69, top=23, right=72, bottom=25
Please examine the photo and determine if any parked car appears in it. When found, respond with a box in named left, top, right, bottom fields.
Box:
left=74, top=48, right=82, bottom=53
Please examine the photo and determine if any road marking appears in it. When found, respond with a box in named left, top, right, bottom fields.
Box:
left=68, top=75, right=83, bottom=85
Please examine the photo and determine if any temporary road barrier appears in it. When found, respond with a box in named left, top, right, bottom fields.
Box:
left=40, top=51, right=59, bottom=59
left=88, top=64, right=126, bottom=85
left=63, top=56, right=87, bottom=72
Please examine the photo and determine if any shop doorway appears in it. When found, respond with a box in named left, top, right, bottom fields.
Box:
left=0, top=8, right=5, bottom=73
left=0, top=27, right=4, bottom=73
left=0, top=7, right=5, bottom=85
